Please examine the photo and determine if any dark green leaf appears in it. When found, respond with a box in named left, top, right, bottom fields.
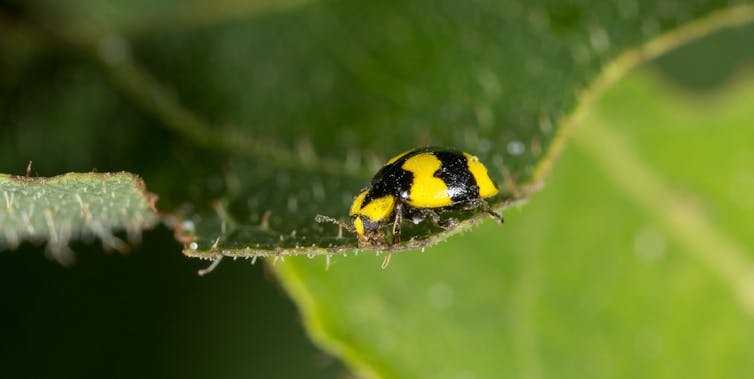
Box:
left=1, top=1, right=750, bottom=259
left=0, top=172, right=157, bottom=264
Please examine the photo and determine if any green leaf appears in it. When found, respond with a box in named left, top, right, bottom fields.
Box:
left=1, top=1, right=752, bottom=259
left=275, top=70, right=754, bottom=378
left=0, top=172, right=158, bottom=264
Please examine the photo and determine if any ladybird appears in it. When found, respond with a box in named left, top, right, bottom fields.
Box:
left=318, top=147, right=503, bottom=245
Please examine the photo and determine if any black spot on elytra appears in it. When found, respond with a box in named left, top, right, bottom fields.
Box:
left=432, top=151, right=479, bottom=202
left=362, top=149, right=424, bottom=206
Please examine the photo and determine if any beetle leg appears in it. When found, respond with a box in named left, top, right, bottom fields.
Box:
left=415, top=208, right=452, bottom=229
left=476, top=200, right=504, bottom=224
left=460, top=199, right=504, bottom=224
left=391, top=202, right=403, bottom=245
left=486, top=209, right=504, bottom=223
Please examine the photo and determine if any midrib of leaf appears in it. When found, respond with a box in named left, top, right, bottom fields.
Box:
left=11, top=13, right=367, bottom=180
left=575, top=118, right=754, bottom=316
left=100, top=57, right=368, bottom=179
left=48, top=0, right=316, bottom=42
left=530, top=3, right=754, bottom=190
left=125, top=0, right=316, bottom=34
left=527, top=3, right=754, bottom=317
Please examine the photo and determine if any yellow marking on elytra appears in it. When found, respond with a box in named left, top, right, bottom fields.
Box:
left=349, top=190, right=368, bottom=216
left=464, top=153, right=499, bottom=198
left=357, top=195, right=396, bottom=223
left=353, top=217, right=365, bottom=237
left=402, top=153, right=453, bottom=208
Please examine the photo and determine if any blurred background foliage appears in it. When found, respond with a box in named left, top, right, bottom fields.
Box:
left=277, top=66, right=754, bottom=378
left=274, top=21, right=754, bottom=377
left=1, top=1, right=754, bottom=379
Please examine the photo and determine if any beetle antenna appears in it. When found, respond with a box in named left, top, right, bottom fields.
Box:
left=315, top=214, right=355, bottom=233
left=487, top=210, right=504, bottom=224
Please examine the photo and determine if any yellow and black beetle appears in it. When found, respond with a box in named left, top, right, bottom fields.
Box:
left=318, top=147, right=503, bottom=245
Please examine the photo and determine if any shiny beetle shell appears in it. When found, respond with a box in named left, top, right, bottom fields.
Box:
left=349, top=147, right=502, bottom=244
